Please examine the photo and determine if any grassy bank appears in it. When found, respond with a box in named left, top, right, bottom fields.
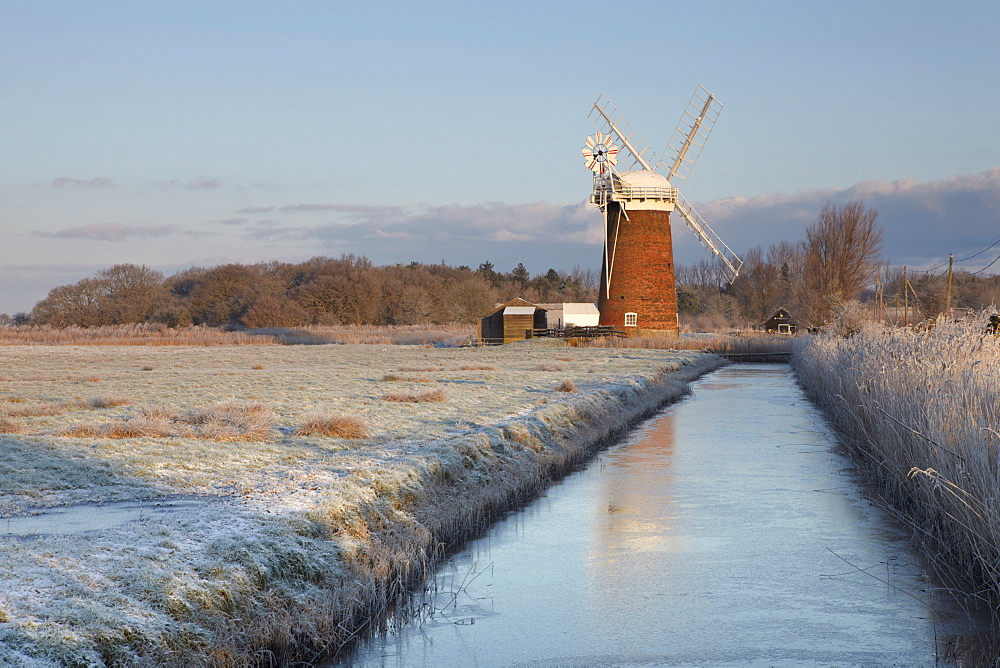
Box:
left=0, top=342, right=722, bottom=665
left=792, top=313, right=1000, bottom=609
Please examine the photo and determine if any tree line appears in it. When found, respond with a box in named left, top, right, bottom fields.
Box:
left=679, top=200, right=1000, bottom=328
left=678, top=201, right=886, bottom=328
left=8, top=257, right=598, bottom=329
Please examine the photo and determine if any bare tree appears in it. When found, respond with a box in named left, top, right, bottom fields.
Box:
left=343, top=269, right=385, bottom=325
left=731, top=246, right=782, bottom=323
left=31, top=278, right=108, bottom=327
left=797, top=201, right=883, bottom=326
left=766, top=240, right=805, bottom=315
left=186, top=264, right=263, bottom=326
left=97, top=264, right=165, bottom=324
left=241, top=292, right=310, bottom=328
left=442, top=275, right=495, bottom=323
left=389, top=282, right=435, bottom=325
left=677, top=257, right=728, bottom=290
left=569, top=266, right=599, bottom=294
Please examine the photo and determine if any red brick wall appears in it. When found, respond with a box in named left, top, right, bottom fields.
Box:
left=597, top=202, right=678, bottom=332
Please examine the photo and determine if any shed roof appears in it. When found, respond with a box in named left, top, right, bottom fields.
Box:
left=563, top=303, right=599, bottom=315
left=763, top=308, right=798, bottom=325
left=489, top=297, right=537, bottom=316
left=503, top=306, right=535, bottom=315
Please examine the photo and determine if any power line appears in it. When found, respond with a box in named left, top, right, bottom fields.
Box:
left=957, top=233, right=1000, bottom=262
left=914, top=230, right=1000, bottom=275
left=923, top=259, right=949, bottom=273
left=970, top=252, right=1000, bottom=276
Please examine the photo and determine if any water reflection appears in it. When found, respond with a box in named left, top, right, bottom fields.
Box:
left=587, top=412, right=678, bottom=622
left=341, top=364, right=993, bottom=667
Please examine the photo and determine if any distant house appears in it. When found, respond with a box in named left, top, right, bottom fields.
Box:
left=763, top=308, right=797, bottom=334
left=535, top=303, right=600, bottom=329
left=479, top=298, right=548, bottom=344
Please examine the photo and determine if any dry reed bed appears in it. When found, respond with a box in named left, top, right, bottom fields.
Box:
left=243, top=323, right=475, bottom=346
left=792, top=313, right=1000, bottom=608
left=0, top=342, right=723, bottom=665
left=0, top=324, right=278, bottom=346
left=584, top=332, right=795, bottom=357
left=0, top=323, right=476, bottom=347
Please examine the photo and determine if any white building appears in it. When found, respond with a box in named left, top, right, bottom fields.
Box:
left=536, top=303, right=600, bottom=329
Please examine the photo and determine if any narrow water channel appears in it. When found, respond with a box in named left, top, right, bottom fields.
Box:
left=341, top=364, right=989, bottom=666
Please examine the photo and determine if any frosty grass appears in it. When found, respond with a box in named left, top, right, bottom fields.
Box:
left=0, top=341, right=713, bottom=664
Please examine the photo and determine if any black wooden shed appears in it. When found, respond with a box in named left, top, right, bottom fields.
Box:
left=763, top=308, right=798, bottom=334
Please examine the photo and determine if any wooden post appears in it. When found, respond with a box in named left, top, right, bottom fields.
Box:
left=946, top=253, right=954, bottom=318
left=903, top=266, right=908, bottom=327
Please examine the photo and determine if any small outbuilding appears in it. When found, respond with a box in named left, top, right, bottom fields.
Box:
left=479, top=298, right=548, bottom=344
left=763, top=308, right=798, bottom=334
left=536, top=302, right=601, bottom=329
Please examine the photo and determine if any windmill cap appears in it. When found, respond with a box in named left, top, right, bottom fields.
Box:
left=613, top=170, right=671, bottom=188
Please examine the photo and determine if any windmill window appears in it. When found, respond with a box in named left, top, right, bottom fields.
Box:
left=624, top=312, right=638, bottom=327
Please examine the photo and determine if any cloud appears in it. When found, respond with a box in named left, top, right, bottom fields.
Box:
left=244, top=201, right=603, bottom=246
left=684, top=167, right=1000, bottom=271
left=227, top=200, right=604, bottom=272
left=277, top=203, right=403, bottom=214
left=235, top=166, right=998, bottom=274
left=152, top=178, right=225, bottom=190
left=51, top=177, right=113, bottom=188
left=235, top=203, right=406, bottom=217
left=188, top=178, right=223, bottom=190
left=32, top=223, right=179, bottom=241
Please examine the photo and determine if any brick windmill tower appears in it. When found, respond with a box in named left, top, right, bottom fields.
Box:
left=582, top=86, right=742, bottom=334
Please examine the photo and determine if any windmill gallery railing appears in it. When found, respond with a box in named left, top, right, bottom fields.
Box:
left=614, top=184, right=678, bottom=201
left=591, top=176, right=678, bottom=205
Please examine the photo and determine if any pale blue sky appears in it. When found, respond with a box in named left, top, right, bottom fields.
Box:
left=2, top=1, right=999, bottom=313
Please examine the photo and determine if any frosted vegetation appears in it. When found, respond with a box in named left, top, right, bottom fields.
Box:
left=793, top=311, right=1000, bottom=608
left=0, top=323, right=475, bottom=347
left=0, top=342, right=720, bottom=665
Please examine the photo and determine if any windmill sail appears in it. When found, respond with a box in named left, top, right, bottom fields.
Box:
left=589, top=95, right=660, bottom=172
left=663, top=85, right=723, bottom=182
left=674, top=193, right=743, bottom=282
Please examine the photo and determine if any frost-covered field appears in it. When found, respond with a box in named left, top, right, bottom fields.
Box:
left=0, top=341, right=720, bottom=665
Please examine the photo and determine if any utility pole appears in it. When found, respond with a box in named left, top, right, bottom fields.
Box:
left=946, top=253, right=954, bottom=319
left=873, top=282, right=884, bottom=323
left=903, top=266, right=908, bottom=327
